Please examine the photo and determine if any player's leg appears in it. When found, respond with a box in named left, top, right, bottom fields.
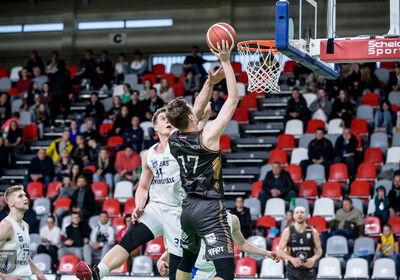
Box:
left=176, top=249, right=200, bottom=280
left=168, top=253, right=182, bottom=280
left=213, top=258, right=235, bottom=280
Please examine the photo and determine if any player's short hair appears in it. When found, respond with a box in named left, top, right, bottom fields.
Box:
left=152, top=107, right=167, bottom=125
left=4, top=185, right=24, bottom=204
left=166, top=97, right=192, bottom=130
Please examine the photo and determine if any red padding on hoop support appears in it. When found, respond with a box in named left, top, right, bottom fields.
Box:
left=320, top=38, right=400, bottom=63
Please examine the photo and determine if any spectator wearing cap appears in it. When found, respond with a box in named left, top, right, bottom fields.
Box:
left=284, top=87, right=309, bottom=129
left=121, top=116, right=143, bottom=153
left=23, top=148, right=54, bottom=189
left=37, top=215, right=61, bottom=272
left=128, top=50, right=147, bottom=76
left=334, top=127, right=358, bottom=179
left=389, top=62, right=400, bottom=93
left=389, top=173, right=400, bottom=218
left=114, top=146, right=141, bottom=185
left=85, top=93, right=105, bottom=129
left=375, top=185, right=390, bottom=225
left=46, top=130, right=73, bottom=162
left=82, top=118, right=101, bottom=143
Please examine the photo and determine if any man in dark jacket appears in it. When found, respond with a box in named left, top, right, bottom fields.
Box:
left=70, top=175, right=96, bottom=222
left=284, top=87, right=309, bottom=129
left=258, top=162, right=296, bottom=214
left=388, top=62, right=400, bottom=92
left=230, top=196, right=252, bottom=239
left=73, top=49, right=97, bottom=85
left=334, top=128, right=359, bottom=179
left=389, top=173, right=400, bottom=218
left=82, top=118, right=102, bottom=143
left=300, top=127, right=334, bottom=179
left=85, top=93, right=105, bottom=129
left=23, top=148, right=54, bottom=189
left=121, top=116, right=143, bottom=153
left=50, top=60, right=72, bottom=125
left=94, top=50, right=114, bottom=89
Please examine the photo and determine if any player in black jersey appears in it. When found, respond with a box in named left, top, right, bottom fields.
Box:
left=166, top=40, right=238, bottom=280
left=278, top=206, right=322, bottom=280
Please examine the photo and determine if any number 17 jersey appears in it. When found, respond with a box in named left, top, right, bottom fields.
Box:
left=168, top=130, right=224, bottom=199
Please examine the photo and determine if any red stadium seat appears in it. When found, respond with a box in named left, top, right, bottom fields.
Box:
left=178, top=73, right=185, bottom=86
left=240, top=94, right=257, bottom=112
left=284, top=164, right=302, bottom=184
left=238, top=72, right=248, bottom=84
left=53, top=198, right=71, bottom=214
left=307, top=216, right=326, bottom=233
left=83, top=165, right=96, bottom=174
left=364, top=216, right=381, bottom=238
left=99, top=123, right=113, bottom=137
left=142, top=73, right=157, bottom=85
left=22, top=124, right=38, bottom=142
left=321, top=181, right=342, bottom=202
left=160, top=73, right=175, bottom=85
left=356, top=162, right=377, bottom=182
left=145, top=236, right=165, bottom=259
left=282, top=61, right=298, bottom=74
left=364, top=147, right=383, bottom=167
left=277, top=134, right=296, bottom=152
left=124, top=198, right=136, bottom=215
left=351, top=119, right=368, bottom=138
left=231, top=62, right=242, bottom=74
left=329, top=163, right=349, bottom=184
left=350, top=180, right=370, bottom=202
left=107, top=136, right=123, bottom=155
left=256, top=216, right=276, bottom=228
left=110, top=260, right=129, bottom=275
left=232, top=107, right=249, bottom=125
left=58, top=254, right=79, bottom=273
left=220, top=135, right=231, bottom=154
left=102, top=198, right=121, bottom=217
left=306, top=119, right=325, bottom=133
left=298, top=180, right=318, bottom=201
left=380, top=62, right=395, bottom=70
left=233, top=241, right=241, bottom=260
left=0, top=68, right=8, bottom=78
left=222, top=94, right=228, bottom=101
left=152, top=64, right=166, bottom=76
left=172, top=83, right=184, bottom=97
left=354, top=133, right=363, bottom=152
left=26, top=181, right=44, bottom=200
left=251, top=181, right=263, bottom=198
left=388, top=217, right=400, bottom=235
left=235, top=257, right=257, bottom=277
left=91, top=181, right=108, bottom=202
left=7, top=88, right=18, bottom=96
left=46, top=181, right=61, bottom=198
left=66, top=65, right=77, bottom=78
left=112, top=216, right=126, bottom=233
left=362, top=92, right=380, bottom=109
left=268, top=149, right=287, bottom=166
left=392, top=104, right=399, bottom=113
left=271, top=236, right=281, bottom=252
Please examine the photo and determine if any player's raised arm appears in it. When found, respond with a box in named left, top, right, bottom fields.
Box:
left=202, top=40, right=239, bottom=151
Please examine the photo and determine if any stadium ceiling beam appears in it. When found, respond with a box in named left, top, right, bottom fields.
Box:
left=28, top=0, right=36, bottom=8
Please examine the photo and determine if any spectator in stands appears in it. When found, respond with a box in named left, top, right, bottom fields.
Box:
left=0, top=137, right=8, bottom=170
left=281, top=209, right=294, bottom=233
left=73, top=49, right=97, bottom=86
left=326, top=65, right=349, bottom=100
left=183, top=45, right=207, bottom=78
left=88, top=211, right=115, bottom=265
left=46, top=130, right=73, bottom=162
left=107, top=96, right=122, bottom=121
left=85, top=93, right=105, bottom=129
left=23, top=149, right=54, bottom=189
left=375, top=185, right=390, bottom=225
left=213, top=66, right=228, bottom=95
left=37, top=215, right=61, bottom=272
left=120, top=84, right=132, bottom=104
left=84, top=139, right=100, bottom=165
left=72, top=135, right=86, bottom=165
left=122, top=116, right=143, bottom=153
left=108, top=105, right=130, bottom=137
left=82, top=118, right=101, bottom=143
left=375, top=100, right=396, bottom=134
left=69, top=163, right=82, bottom=190
left=114, top=146, right=141, bottom=185
left=348, top=63, right=362, bottom=99
left=359, top=65, right=381, bottom=95
left=54, top=149, right=75, bottom=182
left=128, top=50, right=147, bottom=76
left=334, top=127, right=358, bottom=179
left=0, top=93, right=11, bottom=127
left=373, top=224, right=400, bottom=272
left=140, top=79, right=152, bottom=101
left=305, top=72, right=326, bottom=93
left=5, top=120, right=22, bottom=167
left=94, top=50, right=114, bottom=90
left=210, top=89, right=225, bottom=120
left=116, top=215, right=131, bottom=243
left=259, top=162, right=296, bottom=214
left=114, top=53, right=128, bottom=84
left=25, top=50, right=44, bottom=76
left=127, top=90, right=144, bottom=121
left=69, top=120, right=81, bottom=147
left=310, top=89, right=332, bottom=122
left=2, top=112, right=19, bottom=136
left=230, top=196, right=252, bottom=239
left=50, top=60, right=72, bottom=125
left=143, top=87, right=164, bottom=122
left=183, top=68, right=200, bottom=97
left=16, top=68, right=32, bottom=99
left=300, top=127, right=334, bottom=179
left=46, top=50, right=59, bottom=75
left=389, top=62, right=400, bottom=93
left=26, top=81, right=40, bottom=106
left=32, top=67, right=48, bottom=91
left=70, top=175, right=96, bottom=222
left=321, top=197, right=364, bottom=254
left=158, top=78, right=175, bottom=104
left=330, top=89, right=353, bottom=128
left=284, top=87, right=309, bottom=128
left=58, top=212, right=91, bottom=263
left=389, top=173, right=400, bottom=218
left=93, top=147, right=115, bottom=188
left=23, top=197, right=39, bottom=234
left=51, top=176, right=75, bottom=203
left=36, top=104, right=50, bottom=139
left=39, top=82, right=52, bottom=107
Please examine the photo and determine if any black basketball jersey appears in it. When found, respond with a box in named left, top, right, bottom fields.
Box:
left=287, top=225, right=315, bottom=270
left=168, top=130, right=224, bottom=199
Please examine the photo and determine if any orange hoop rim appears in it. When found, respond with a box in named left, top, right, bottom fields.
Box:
left=237, top=40, right=281, bottom=54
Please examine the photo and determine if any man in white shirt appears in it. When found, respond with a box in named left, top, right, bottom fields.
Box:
left=128, top=50, right=147, bottom=76
left=37, top=215, right=61, bottom=272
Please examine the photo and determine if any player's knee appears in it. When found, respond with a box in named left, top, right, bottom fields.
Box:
left=168, top=254, right=182, bottom=280
left=214, top=258, right=235, bottom=280
left=177, top=250, right=198, bottom=273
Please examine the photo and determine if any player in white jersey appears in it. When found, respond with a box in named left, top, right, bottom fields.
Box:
left=76, top=68, right=225, bottom=280
left=157, top=213, right=280, bottom=280
left=0, top=185, right=46, bottom=280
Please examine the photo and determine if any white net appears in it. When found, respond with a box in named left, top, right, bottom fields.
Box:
left=237, top=41, right=285, bottom=93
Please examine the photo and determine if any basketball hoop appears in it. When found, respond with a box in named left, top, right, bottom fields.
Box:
left=237, top=40, right=285, bottom=93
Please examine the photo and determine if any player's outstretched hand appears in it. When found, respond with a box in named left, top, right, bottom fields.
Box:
left=156, top=259, right=169, bottom=277
left=290, top=257, right=302, bottom=268
left=210, top=40, right=233, bottom=62
left=267, top=251, right=281, bottom=262
left=208, top=67, right=225, bottom=85
left=132, top=206, right=144, bottom=223
left=304, top=257, right=315, bottom=268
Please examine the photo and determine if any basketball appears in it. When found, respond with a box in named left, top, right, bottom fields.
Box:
left=206, top=22, right=237, bottom=51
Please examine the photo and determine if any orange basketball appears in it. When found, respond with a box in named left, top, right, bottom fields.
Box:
left=206, top=22, right=237, bottom=52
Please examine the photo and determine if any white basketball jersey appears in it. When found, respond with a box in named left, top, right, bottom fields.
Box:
left=2, top=216, right=32, bottom=277
left=147, top=143, right=186, bottom=208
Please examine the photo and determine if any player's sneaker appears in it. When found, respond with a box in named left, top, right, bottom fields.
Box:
left=76, top=261, right=100, bottom=280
